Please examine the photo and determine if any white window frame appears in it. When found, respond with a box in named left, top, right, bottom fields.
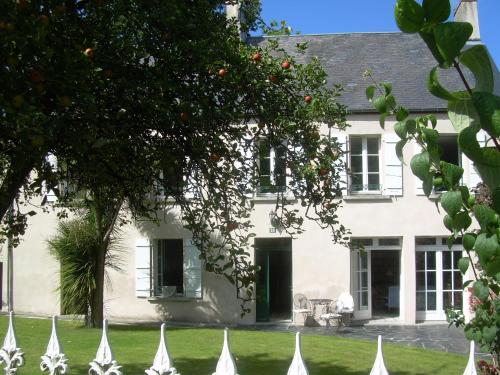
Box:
left=349, top=136, right=381, bottom=194
left=257, top=139, right=287, bottom=195
left=416, top=237, right=464, bottom=320
left=153, top=238, right=202, bottom=299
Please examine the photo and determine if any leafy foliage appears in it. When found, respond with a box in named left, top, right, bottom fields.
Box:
left=47, top=207, right=122, bottom=326
left=0, top=0, right=349, bottom=316
left=368, top=0, right=500, bottom=370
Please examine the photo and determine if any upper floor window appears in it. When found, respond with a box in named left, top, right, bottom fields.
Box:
left=435, top=134, right=460, bottom=192
left=258, top=139, right=287, bottom=195
left=349, top=136, right=380, bottom=193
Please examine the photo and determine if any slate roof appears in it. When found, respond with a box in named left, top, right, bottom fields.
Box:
left=248, top=32, right=481, bottom=113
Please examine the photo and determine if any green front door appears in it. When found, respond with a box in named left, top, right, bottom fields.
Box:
left=256, top=250, right=270, bottom=322
left=255, top=238, right=292, bottom=322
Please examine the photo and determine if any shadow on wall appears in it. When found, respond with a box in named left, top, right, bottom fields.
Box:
left=135, top=208, right=255, bottom=325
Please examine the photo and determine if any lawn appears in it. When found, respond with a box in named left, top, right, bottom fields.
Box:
left=0, top=315, right=468, bottom=375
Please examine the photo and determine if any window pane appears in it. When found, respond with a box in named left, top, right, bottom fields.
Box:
left=443, top=251, right=452, bottom=270
left=416, top=292, right=426, bottom=310
left=427, top=271, right=436, bottom=290
left=260, top=158, right=270, bottom=176
left=368, top=174, right=380, bottom=190
left=454, top=271, right=462, bottom=289
left=362, top=291, right=368, bottom=307
left=443, top=291, right=453, bottom=309
left=426, top=252, right=436, bottom=270
left=160, top=239, right=184, bottom=294
left=360, top=253, right=368, bottom=269
left=367, top=138, right=378, bottom=154
left=351, top=174, right=363, bottom=191
left=351, top=155, right=363, bottom=173
left=427, top=292, right=436, bottom=310
left=416, top=252, right=425, bottom=271
left=443, top=271, right=452, bottom=290
left=453, top=251, right=462, bottom=269
left=259, top=140, right=270, bottom=157
left=368, top=156, right=379, bottom=172
left=454, top=292, right=463, bottom=308
left=416, top=272, right=425, bottom=290
left=379, top=238, right=400, bottom=246
left=350, top=137, right=362, bottom=154
left=361, top=272, right=368, bottom=287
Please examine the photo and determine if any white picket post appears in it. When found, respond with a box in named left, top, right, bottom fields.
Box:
left=88, top=319, right=122, bottom=375
left=145, top=323, right=179, bottom=375
left=463, top=341, right=477, bottom=375
left=40, top=316, right=68, bottom=375
left=287, top=332, right=308, bottom=375
left=212, top=328, right=238, bottom=375
left=369, top=335, right=389, bottom=375
left=0, top=312, right=24, bottom=374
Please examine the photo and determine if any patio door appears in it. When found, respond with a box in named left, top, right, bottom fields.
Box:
left=351, top=251, right=371, bottom=319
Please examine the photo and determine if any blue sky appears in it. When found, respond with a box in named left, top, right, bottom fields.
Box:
left=260, top=0, right=500, bottom=69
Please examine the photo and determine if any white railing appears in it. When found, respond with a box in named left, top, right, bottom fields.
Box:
left=0, top=312, right=478, bottom=375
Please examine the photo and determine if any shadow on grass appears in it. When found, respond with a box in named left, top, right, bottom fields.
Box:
left=67, top=353, right=449, bottom=375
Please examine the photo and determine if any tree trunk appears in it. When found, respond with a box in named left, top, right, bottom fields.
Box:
left=91, top=195, right=106, bottom=328
left=0, top=153, right=40, bottom=222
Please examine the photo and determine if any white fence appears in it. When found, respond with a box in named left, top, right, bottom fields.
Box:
left=0, top=312, right=478, bottom=375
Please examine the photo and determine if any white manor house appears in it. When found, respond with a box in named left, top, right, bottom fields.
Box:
left=1, top=0, right=499, bottom=326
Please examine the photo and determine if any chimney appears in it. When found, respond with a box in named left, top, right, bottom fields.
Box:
left=225, top=3, right=247, bottom=41
left=454, top=0, right=480, bottom=41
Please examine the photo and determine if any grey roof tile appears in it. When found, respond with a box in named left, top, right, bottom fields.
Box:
left=248, top=33, right=479, bottom=113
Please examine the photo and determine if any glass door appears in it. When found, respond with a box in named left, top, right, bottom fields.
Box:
left=351, top=251, right=371, bottom=319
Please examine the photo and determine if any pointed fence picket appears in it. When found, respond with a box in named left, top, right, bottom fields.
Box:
left=0, top=313, right=484, bottom=375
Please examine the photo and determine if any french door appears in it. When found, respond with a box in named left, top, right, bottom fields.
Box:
left=416, top=245, right=464, bottom=320
left=351, top=251, right=371, bottom=319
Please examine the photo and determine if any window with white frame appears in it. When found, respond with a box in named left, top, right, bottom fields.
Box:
left=434, top=134, right=461, bottom=192
left=258, top=139, right=287, bottom=194
left=154, top=239, right=202, bottom=298
left=416, top=237, right=464, bottom=319
left=349, top=136, right=380, bottom=193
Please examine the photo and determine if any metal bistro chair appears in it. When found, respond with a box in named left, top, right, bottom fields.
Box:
left=320, top=293, right=355, bottom=330
left=292, top=294, right=312, bottom=326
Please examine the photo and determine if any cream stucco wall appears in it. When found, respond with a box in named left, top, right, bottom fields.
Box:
left=3, top=113, right=472, bottom=325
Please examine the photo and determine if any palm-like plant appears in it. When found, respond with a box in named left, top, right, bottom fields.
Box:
left=48, top=208, right=122, bottom=327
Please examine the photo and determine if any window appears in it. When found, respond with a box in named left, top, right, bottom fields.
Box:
left=258, top=139, right=287, bottom=194
left=154, top=239, right=202, bottom=298
left=435, top=134, right=461, bottom=192
left=416, top=238, right=464, bottom=320
left=156, top=239, right=184, bottom=295
left=349, top=136, right=380, bottom=193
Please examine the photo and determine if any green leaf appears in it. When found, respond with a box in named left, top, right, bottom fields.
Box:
left=482, top=326, right=498, bottom=345
left=440, top=161, right=463, bottom=186
left=458, top=257, right=470, bottom=275
left=383, top=83, right=393, bottom=96
left=433, top=22, right=473, bottom=65
left=448, top=96, right=480, bottom=132
left=458, top=126, right=482, bottom=161
left=419, top=31, right=446, bottom=66
left=472, top=92, right=500, bottom=137
left=474, top=233, right=498, bottom=260
left=443, top=214, right=453, bottom=231
left=474, top=204, right=497, bottom=230
left=395, top=0, right=425, bottom=33
left=441, top=190, right=463, bottom=217
left=453, top=212, right=472, bottom=231
left=379, top=112, right=389, bottom=129
left=373, top=96, right=387, bottom=113
left=492, top=187, right=500, bottom=215
left=396, top=107, right=409, bottom=122
left=406, top=118, right=417, bottom=133
left=428, top=66, right=462, bottom=100
left=396, top=140, right=406, bottom=163
left=463, top=233, right=476, bottom=251
left=459, top=45, right=494, bottom=93
left=410, top=151, right=431, bottom=180
left=476, top=160, right=500, bottom=191
left=473, top=280, right=490, bottom=301
left=386, top=94, right=396, bottom=109
left=423, top=0, right=451, bottom=24
left=366, top=85, right=376, bottom=101
left=422, top=127, right=439, bottom=146
left=394, top=121, right=408, bottom=139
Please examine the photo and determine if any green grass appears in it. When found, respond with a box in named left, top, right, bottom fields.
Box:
left=0, top=316, right=467, bottom=375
